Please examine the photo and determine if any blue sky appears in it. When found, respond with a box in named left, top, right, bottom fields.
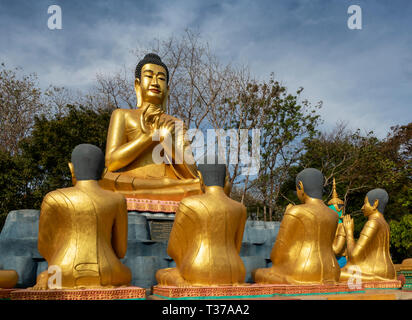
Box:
left=0, top=0, right=411, bottom=138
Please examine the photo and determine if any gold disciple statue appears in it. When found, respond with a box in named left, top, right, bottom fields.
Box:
left=99, top=53, right=202, bottom=202
left=156, top=162, right=247, bottom=286
left=254, top=168, right=340, bottom=284
left=328, top=178, right=347, bottom=268
left=0, top=269, right=18, bottom=289
left=340, top=188, right=396, bottom=282
left=33, top=144, right=132, bottom=289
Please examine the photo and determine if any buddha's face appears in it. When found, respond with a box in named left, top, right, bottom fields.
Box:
left=362, top=196, right=378, bottom=217
left=136, top=63, right=168, bottom=105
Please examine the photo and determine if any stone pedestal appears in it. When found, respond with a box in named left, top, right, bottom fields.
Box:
left=10, top=286, right=146, bottom=300
left=0, top=289, right=15, bottom=300
left=153, top=283, right=363, bottom=299
left=398, top=260, right=412, bottom=291
left=362, top=280, right=402, bottom=289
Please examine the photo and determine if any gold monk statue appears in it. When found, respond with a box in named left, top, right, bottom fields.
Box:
left=0, top=267, right=18, bottom=289
left=99, top=53, right=202, bottom=201
left=33, top=144, right=132, bottom=289
left=254, top=168, right=340, bottom=284
left=328, top=178, right=347, bottom=268
left=340, top=189, right=396, bottom=282
left=156, top=162, right=246, bottom=286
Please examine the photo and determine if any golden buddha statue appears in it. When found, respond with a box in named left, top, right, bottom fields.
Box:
left=253, top=168, right=340, bottom=285
left=156, top=162, right=246, bottom=286
left=328, top=178, right=347, bottom=268
left=340, top=189, right=396, bottom=282
left=99, top=53, right=202, bottom=202
left=33, top=144, right=132, bottom=289
left=0, top=269, right=18, bottom=289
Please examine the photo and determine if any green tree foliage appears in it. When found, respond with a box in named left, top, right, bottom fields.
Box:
left=390, top=214, right=412, bottom=262
left=0, top=63, right=47, bottom=155
left=0, top=105, right=111, bottom=229
left=224, top=75, right=322, bottom=220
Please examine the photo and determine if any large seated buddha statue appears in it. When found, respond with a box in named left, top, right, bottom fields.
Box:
left=253, top=168, right=340, bottom=285
left=328, top=178, right=347, bottom=268
left=156, top=161, right=247, bottom=286
left=99, top=53, right=202, bottom=208
left=33, top=144, right=132, bottom=289
left=339, top=189, right=396, bottom=282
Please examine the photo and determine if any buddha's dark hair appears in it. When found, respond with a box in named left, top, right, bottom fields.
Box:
left=135, top=53, right=169, bottom=84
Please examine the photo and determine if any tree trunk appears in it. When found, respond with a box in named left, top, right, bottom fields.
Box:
left=264, top=206, right=267, bottom=222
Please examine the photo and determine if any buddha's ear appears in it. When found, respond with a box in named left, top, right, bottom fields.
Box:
left=161, top=85, right=169, bottom=112
left=68, top=162, right=77, bottom=186
left=298, top=181, right=304, bottom=192
left=135, top=78, right=142, bottom=108
left=373, top=198, right=379, bottom=210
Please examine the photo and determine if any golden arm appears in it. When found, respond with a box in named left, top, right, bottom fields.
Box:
left=235, top=206, right=247, bottom=253
left=167, top=204, right=193, bottom=266
left=111, top=197, right=128, bottom=259
left=37, top=194, right=62, bottom=262
left=269, top=209, right=301, bottom=264
left=333, top=224, right=346, bottom=256
left=105, top=109, right=156, bottom=172
left=346, top=220, right=378, bottom=263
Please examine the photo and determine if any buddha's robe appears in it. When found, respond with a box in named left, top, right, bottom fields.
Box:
left=156, top=186, right=246, bottom=286
left=36, top=181, right=131, bottom=289
left=254, top=198, right=341, bottom=284
left=99, top=108, right=202, bottom=201
left=340, top=213, right=396, bottom=282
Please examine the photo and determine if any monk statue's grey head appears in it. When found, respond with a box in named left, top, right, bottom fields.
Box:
left=296, top=168, right=324, bottom=200
left=366, top=188, right=389, bottom=214
left=71, top=144, right=105, bottom=181
left=198, top=154, right=226, bottom=188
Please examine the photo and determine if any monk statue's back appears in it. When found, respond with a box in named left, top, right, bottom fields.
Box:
left=34, top=144, right=131, bottom=289
left=254, top=168, right=340, bottom=284
left=156, top=161, right=246, bottom=286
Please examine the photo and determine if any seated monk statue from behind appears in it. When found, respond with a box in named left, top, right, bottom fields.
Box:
left=254, top=168, right=340, bottom=284
left=0, top=264, right=18, bottom=289
left=156, top=161, right=246, bottom=286
left=340, top=188, right=396, bottom=282
left=33, top=144, right=132, bottom=289
left=99, top=53, right=202, bottom=201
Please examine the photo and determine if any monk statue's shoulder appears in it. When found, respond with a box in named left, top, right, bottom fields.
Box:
left=364, top=217, right=381, bottom=229
left=42, top=187, right=77, bottom=208
left=284, top=204, right=305, bottom=217
left=107, top=190, right=127, bottom=204
left=179, top=196, right=205, bottom=212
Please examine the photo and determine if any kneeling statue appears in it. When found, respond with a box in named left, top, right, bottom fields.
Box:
left=339, top=188, right=396, bottom=282
left=156, top=162, right=246, bottom=286
left=34, top=144, right=132, bottom=289
left=253, top=168, right=340, bottom=284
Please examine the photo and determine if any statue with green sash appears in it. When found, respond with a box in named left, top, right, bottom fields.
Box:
left=329, top=179, right=347, bottom=268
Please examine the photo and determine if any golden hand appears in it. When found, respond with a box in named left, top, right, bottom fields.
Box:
left=343, top=215, right=354, bottom=235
